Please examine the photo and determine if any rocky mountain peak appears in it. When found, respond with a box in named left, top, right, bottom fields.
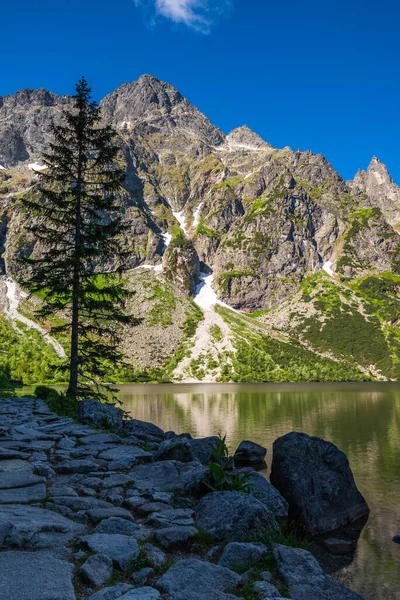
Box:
left=0, top=88, right=64, bottom=110
left=227, top=125, right=272, bottom=150
left=367, top=156, right=393, bottom=185
left=349, top=156, right=400, bottom=227
left=100, top=74, right=225, bottom=147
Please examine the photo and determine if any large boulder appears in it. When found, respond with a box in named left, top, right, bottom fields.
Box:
left=273, top=544, right=365, bottom=599
left=129, top=460, right=208, bottom=495
left=78, top=399, right=124, bottom=429
left=234, top=440, right=267, bottom=470
left=155, top=558, right=241, bottom=600
left=270, top=432, right=369, bottom=535
left=195, top=491, right=278, bottom=542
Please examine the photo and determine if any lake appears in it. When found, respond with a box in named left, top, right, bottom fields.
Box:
left=118, top=381, right=400, bottom=600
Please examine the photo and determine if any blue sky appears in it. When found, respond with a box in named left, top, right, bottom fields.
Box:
left=2, top=0, right=399, bottom=182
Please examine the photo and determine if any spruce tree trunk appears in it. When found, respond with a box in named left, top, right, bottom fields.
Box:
left=67, top=200, right=81, bottom=398
left=67, top=136, right=83, bottom=399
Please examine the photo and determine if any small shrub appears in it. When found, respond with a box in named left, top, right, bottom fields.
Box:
left=206, top=434, right=252, bottom=493
left=35, top=385, right=80, bottom=419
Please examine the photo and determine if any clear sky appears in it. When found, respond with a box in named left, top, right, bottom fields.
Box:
left=2, top=0, right=399, bottom=182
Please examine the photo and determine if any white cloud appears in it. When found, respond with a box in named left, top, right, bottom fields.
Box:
left=134, top=0, right=231, bottom=33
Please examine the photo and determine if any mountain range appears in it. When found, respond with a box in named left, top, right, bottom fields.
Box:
left=1, top=74, right=400, bottom=384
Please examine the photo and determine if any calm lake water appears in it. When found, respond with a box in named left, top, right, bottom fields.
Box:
left=118, top=381, right=400, bottom=600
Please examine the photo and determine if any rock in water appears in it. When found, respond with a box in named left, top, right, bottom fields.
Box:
left=195, top=491, right=278, bottom=542
left=270, top=432, right=369, bottom=535
left=392, top=534, right=400, bottom=544
left=234, top=440, right=267, bottom=470
left=273, top=544, right=366, bottom=599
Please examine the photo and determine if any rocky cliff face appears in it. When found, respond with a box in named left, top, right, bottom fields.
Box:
left=1, top=74, right=400, bottom=381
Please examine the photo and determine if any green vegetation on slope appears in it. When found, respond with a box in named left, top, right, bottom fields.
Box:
left=216, top=306, right=365, bottom=383
left=0, top=316, right=64, bottom=385
left=276, top=272, right=400, bottom=379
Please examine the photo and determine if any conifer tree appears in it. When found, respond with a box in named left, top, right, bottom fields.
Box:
left=22, top=77, right=137, bottom=400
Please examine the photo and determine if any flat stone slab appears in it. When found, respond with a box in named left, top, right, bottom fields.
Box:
left=118, top=588, right=160, bottom=600
left=87, top=507, right=134, bottom=523
left=0, top=472, right=45, bottom=489
left=129, top=460, right=208, bottom=493
left=0, top=483, right=46, bottom=504
left=80, top=533, right=140, bottom=571
left=56, top=459, right=103, bottom=474
left=0, top=459, right=33, bottom=473
left=156, top=558, right=241, bottom=600
left=53, top=496, right=113, bottom=511
left=0, top=551, right=75, bottom=600
left=98, top=446, right=152, bottom=463
left=0, top=449, right=29, bottom=460
left=80, top=433, right=123, bottom=445
left=147, top=508, right=194, bottom=528
left=89, top=584, right=133, bottom=600
left=0, top=504, right=84, bottom=549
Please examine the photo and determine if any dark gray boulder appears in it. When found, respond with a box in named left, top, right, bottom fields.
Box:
left=234, top=468, right=288, bottom=520
left=78, top=399, right=124, bottom=429
left=95, top=517, right=139, bottom=535
left=154, top=438, right=194, bottom=462
left=273, top=544, right=365, bottom=599
left=189, top=437, right=218, bottom=464
left=79, top=533, right=140, bottom=571
left=218, top=541, right=268, bottom=573
left=270, top=432, right=369, bottom=535
left=155, top=558, right=241, bottom=600
left=130, top=568, right=154, bottom=586
left=195, top=491, right=278, bottom=542
left=79, top=553, right=113, bottom=587
left=122, top=419, right=165, bottom=442
left=155, top=525, right=198, bottom=550
left=234, top=440, right=267, bottom=470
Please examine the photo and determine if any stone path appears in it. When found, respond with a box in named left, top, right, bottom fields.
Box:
left=0, top=397, right=365, bottom=600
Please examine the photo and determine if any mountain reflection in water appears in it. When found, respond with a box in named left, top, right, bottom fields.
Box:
left=119, top=382, right=400, bottom=600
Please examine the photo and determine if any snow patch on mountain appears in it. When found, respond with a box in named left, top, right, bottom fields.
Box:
left=4, top=277, right=66, bottom=358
